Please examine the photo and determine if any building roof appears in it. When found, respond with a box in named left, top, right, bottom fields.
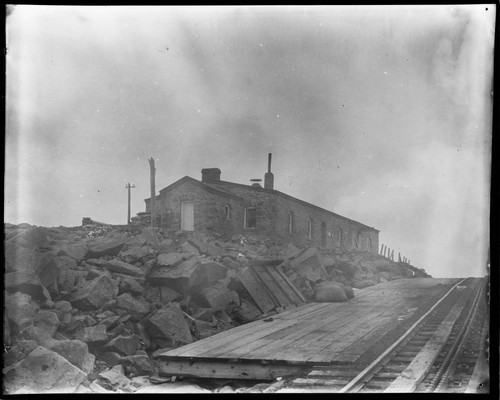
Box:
left=146, top=175, right=379, bottom=232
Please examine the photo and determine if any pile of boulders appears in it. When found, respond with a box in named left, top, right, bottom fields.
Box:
left=3, top=223, right=429, bottom=393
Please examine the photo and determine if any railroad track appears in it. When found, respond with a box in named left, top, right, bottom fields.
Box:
left=288, top=277, right=487, bottom=393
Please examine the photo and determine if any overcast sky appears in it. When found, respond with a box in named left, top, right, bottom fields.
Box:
left=5, top=5, right=494, bottom=278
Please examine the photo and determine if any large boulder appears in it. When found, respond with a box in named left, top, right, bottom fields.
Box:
left=57, top=242, right=89, bottom=263
left=193, top=319, right=218, bottom=340
left=155, top=252, right=184, bottom=268
left=44, top=339, right=95, bottom=374
left=87, top=237, right=125, bottom=259
left=148, top=257, right=197, bottom=292
left=56, top=260, right=78, bottom=294
left=148, top=257, right=227, bottom=294
left=4, top=243, right=42, bottom=273
left=115, top=293, right=151, bottom=321
left=103, top=334, right=141, bottom=356
left=97, top=366, right=133, bottom=391
left=3, top=346, right=87, bottom=394
left=289, top=247, right=328, bottom=282
left=5, top=292, right=39, bottom=334
left=68, top=275, right=116, bottom=310
left=352, top=279, right=377, bottom=289
left=333, top=260, right=358, bottom=282
left=104, top=259, right=145, bottom=277
left=314, top=282, right=349, bottom=302
left=37, top=254, right=61, bottom=289
left=119, top=354, right=156, bottom=376
left=3, top=340, right=38, bottom=367
left=118, top=276, right=144, bottom=295
left=34, top=310, right=60, bottom=338
left=232, top=298, right=262, bottom=323
left=74, top=324, right=108, bottom=343
left=7, top=226, right=49, bottom=249
left=5, top=271, right=50, bottom=302
left=145, top=304, right=193, bottom=348
left=195, top=280, right=235, bottom=311
left=119, top=246, right=154, bottom=264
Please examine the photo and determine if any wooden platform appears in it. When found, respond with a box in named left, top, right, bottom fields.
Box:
left=159, top=278, right=459, bottom=380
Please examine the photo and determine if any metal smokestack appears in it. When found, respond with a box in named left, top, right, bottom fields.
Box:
left=264, top=153, right=274, bottom=190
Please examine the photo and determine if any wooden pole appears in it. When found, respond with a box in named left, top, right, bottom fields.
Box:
left=125, top=183, right=135, bottom=225
left=148, top=158, right=156, bottom=228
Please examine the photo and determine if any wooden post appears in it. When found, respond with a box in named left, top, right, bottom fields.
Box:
left=125, top=183, right=135, bottom=225
left=148, top=158, right=156, bottom=228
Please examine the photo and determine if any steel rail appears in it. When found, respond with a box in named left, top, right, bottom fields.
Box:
left=338, top=278, right=468, bottom=393
left=432, top=277, right=487, bottom=392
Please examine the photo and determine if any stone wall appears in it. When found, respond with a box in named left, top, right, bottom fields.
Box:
left=146, top=182, right=245, bottom=233
left=146, top=181, right=378, bottom=253
left=273, top=195, right=378, bottom=252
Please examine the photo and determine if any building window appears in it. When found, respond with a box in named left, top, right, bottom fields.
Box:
left=244, top=207, right=256, bottom=229
left=338, top=228, right=343, bottom=246
left=354, top=232, right=361, bottom=248
left=307, top=218, right=313, bottom=239
left=288, top=211, right=294, bottom=234
left=225, top=204, right=231, bottom=220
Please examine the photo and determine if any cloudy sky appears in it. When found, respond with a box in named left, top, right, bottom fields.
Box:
left=6, top=5, right=494, bottom=278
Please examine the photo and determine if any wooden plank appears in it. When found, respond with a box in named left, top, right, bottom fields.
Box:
left=164, top=303, right=332, bottom=358
left=293, top=378, right=350, bottom=386
left=264, top=265, right=304, bottom=305
left=159, top=359, right=305, bottom=381
left=236, top=267, right=276, bottom=313
left=275, top=265, right=307, bottom=303
left=334, top=315, right=402, bottom=362
left=306, top=315, right=395, bottom=363
left=250, top=265, right=288, bottom=308
left=235, top=305, right=374, bottom=361
left=268, top=311, right=390, bottom=363
left=252, top=265, right=294, bottom=308
left=195, top=303, right=339, bottom=359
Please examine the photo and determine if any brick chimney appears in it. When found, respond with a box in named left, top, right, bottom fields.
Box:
left=201, top=168, right=221, bottom=182
left=264, top=153, right=274, bottom=190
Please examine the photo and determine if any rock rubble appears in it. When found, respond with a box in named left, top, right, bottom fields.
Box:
left=3, top=222, right=429, bottom=393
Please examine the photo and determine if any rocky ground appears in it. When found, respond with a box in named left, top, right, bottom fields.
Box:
left=3, top=222, right=430, bottom=394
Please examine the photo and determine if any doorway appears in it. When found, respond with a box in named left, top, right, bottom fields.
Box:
left=321, top=222, right=326, bottom=247
left=181, top=201, right=194, bottom=231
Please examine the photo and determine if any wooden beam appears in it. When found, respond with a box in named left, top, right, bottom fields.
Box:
left=274, top=265, right=307, bottom=303
left=159, top=359, right=305, bottom=381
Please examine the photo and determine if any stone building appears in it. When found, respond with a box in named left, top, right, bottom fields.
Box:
left=143, top=156, right=379, bottom=253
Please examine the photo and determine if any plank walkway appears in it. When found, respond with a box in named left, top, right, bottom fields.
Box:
left=159, top=278, right=458, bottom=380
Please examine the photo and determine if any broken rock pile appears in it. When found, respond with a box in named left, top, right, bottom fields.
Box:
left=3, top=223, right=429, bottom=393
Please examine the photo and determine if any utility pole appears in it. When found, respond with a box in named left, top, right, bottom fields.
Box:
left=148, top=157, right=156, bottom=228
left=125, top=183, right=135, bottom=225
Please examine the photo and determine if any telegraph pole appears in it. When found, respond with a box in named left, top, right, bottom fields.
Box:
left=148, top=157, right=156, bottom=228
left=125, top=183, right=135, bottom=225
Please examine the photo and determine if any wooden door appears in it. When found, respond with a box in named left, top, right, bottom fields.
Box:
left=181, top=201, right=194, bottom=231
